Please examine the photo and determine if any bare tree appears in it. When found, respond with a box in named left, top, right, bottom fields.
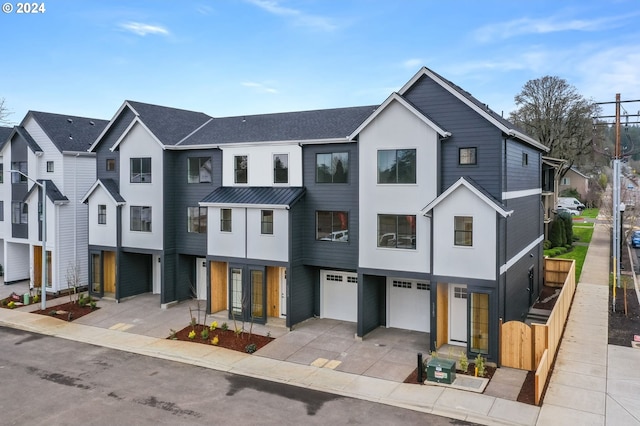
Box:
left=0, top=98, right=13, bottom=125
left=509, top=76, right=600, bottom=175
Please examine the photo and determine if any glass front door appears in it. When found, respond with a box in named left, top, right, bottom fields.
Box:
left=229, top=266, right=266, bottom=324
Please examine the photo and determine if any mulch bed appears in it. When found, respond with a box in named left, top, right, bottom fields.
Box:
left=169, top=324, right=274, bottom=354
left=0, top=292, right=56, bottom=309
left=31, top=300, right=99, bottom=322
left=403, top=362, right=496, bottom=384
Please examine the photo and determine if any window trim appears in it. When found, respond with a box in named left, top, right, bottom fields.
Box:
left=234, top=155, right=248, bottom=184
left=377, top=214, right=416, bottom=250
left=130, top=157, right=152, bottom=183
left=459, top=147, right=477, bottom=165
left=97, top=204, right=107, bottom=225
left=377, top=149, right=417, bottom=184
left=0, top=163, right=3, bottom=183
left=187, top=156, right=212, bottom=184
left=315, top=152, right=349, bottom=183
left=316, top=210, right=349, bottom=242
left=522, top=152, right=529, bottom=166
left=106, top=158, right=116, bottom=172
left=46, top=161, right=54, bottom=173
left=261, top=210, right=273, bottom=235
left=130, top=206, right=152, bottom=232
left=11, top=201, right=28, bottom=224
left=454, top=216, right=473, bottom=247
left=273, top=153, right=289, bottom=184
left=220, top=208, right=232, bottom=232
left=187, top=206, right=207, bottom=233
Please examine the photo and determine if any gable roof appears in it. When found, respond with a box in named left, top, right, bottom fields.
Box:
left=26, top=111, right=108, bottom=153
left=24, top=179, right=69, bottom=204
left=568, top=167, right=588, bottom=179
left=0, top=126, right=12, bottom=145
left=200, top=186, right=305, bottom=209
left=399, top=67, right=548, bottom=153
left=12, top=126, right=42, bottom=153
left=420, top=177, right=512, bottom=217
left=180, top=105, right=377, bottom=147
left=349, top=93, right=449, bottom=139
left=81, top=178, right=126, bottom=205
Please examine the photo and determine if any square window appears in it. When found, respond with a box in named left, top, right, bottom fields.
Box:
left=11, top=162, right=27, bottom=183
left=274, top=154, right=288, bottom=184
left=459, top=147, right=477, bottom=165
left=454, top=216, right=473, bottom=246
left=377, top=214, right=416, bottom=249
left=187, top=207, right=207, bottom=233
left=106, top=158, right=116, bottom=171
left=98, top=204, right=106, bottom=225
left=130, top=206, right=152, bottom=232
left=220, top=208, right=232, bottom=232
left=46, top=161, right=54, bottom=172
left=261, top=210, right=273, bottom=234
left=130, top=158, right=151, bottom=183
left=234, top=155, right=248, bottom=184
left=316, top=211, right=348, bottom=242
left=188, top=157, right=212, bottom=183
left=316, top=152, right=348, bottom=183
left=377, top=149, right=416, bottom=183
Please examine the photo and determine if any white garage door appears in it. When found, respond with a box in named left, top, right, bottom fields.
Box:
left=320, top=270, right=357, bottom=322
left=388, top=279, right=430, bottom=332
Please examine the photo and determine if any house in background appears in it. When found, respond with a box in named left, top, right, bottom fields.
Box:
left=542, top=156, right=567, bottom=238
left=559, top=166, right=589, bottom=199
left=0, top=112, right=107, bottom=293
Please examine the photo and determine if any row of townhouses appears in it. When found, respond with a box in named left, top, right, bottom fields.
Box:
left=0, top=67, right=549, bottom=363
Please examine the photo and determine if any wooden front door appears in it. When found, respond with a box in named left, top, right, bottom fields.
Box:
left=33, top=246, right=52, bottom=288
left=210, top=261, right=227, bottom=313
left=103, top=251, right=116, bottom=294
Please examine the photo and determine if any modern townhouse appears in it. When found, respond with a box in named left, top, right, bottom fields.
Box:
left=82, top=66, right=546, bottom=363
left=0, top=112, right=107, bottom=294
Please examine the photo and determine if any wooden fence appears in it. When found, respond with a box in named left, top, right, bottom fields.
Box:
left=499, top=258, right=576, bottom=405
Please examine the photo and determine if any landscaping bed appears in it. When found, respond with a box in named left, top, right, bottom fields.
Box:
left=32, top=299, right=99, bottom=321
left=169, top=323, right=274, bottom=354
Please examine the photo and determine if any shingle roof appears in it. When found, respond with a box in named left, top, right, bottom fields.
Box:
left=80, top=178, right=125, bottom=205
left=0, top=126, right=12, bottom=144
left=24, top=179, right=69, bottom=204
left=15, top=126, right=42, bottom=152
left=28, top=111, right=109, bottom=152
left=200, top=186, right=305, bottom=207
left=182, top=106, right=377, bottom=146
left=126, top=101, right=212, bottom=145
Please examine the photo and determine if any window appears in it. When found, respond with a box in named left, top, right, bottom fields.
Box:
left=377, top=214, right=416, bottom=249
left=377, top=149, right=416, bottom=183
left=316, top=211, right=349, bottom=242
left=188, top=157, right=212, bottom=183
left=130, top=158, right=151, bottom=183
left=187, top=207, right=207, bottom=233
left=561, top=177, right=570, bottom=185
left=220, top=208, right=232, bottom=232
left=130, top=206, right=152, bottom=232
left=106, top=158, right=116, bottom=171
left=46, top=161, right=54, bottom=172
left=11, top=161, right=27, bottom=183
left=261, top=210, right=273, bottom=234
left=316, top=152, right=348, bottom=183
left=273, top=154, right=288, bottom=184
left=470, top=292, right=489, bottom=354
left=459, top=147, right=477, bottom=165
left=234, top=155, right=247, bottom=184
left=522, top=152, right=529, bottom=166
left=11, top=202, right=28, bottom=224
left=98, top=204, right=106, bottom=225
left=454, top=216, right=473, bottom=246
left=0, top=201, right=3, bottom=221
left=0, top=163, right=3, bottom=183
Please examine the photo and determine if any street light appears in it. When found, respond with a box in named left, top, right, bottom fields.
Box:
left=8, top=170, right=47, bottom=310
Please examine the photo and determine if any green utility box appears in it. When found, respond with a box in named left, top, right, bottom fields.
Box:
left=426, top=358, right=456, bottom=384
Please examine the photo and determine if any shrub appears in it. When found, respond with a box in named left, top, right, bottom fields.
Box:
left=245, top=343, right=257, bottom=354
left=458, top=352, right=469, bottom=372
left=211, top=335, right=219, bottom=345
left=221, top=322, right=229, bottom=331
left=475, top=353, right=486, bottom=377
left=210, top=321, right=218, bottom=331
left=201, top=327, right=209, bottom=340
left=543, top=239, right=552, bottom=250
left=188, top=330, right=196, bottom=340
left=549, top=218, right=566, bottom=248
left=169, top=329, right=177, bottom=340
left=558, top=212, right=573, bottom=244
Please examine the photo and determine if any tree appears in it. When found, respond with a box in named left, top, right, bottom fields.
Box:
left=0, top=97, right=12, bottom=125
left=509, top=76, right=600, bottom=173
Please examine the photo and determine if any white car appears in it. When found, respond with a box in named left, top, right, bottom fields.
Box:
left=557, top=207, right=580, bottom=216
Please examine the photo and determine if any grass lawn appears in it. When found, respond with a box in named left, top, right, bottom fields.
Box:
left=580, top=208, right=599, bottom=219
left=573, top=226, right=594, bottom=244
left=557, top=245, right=588, bottom=281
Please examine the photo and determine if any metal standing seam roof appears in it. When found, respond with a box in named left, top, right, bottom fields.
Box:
left=28, top=111, right=108, bottom=153
left=200, top=186, right=305, bottom=207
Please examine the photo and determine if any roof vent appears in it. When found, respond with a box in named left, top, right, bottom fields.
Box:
left=67, top=118, right=73, bottom=123
left=89, top=121, right=95, bottom=125
left=69, top=134, right=73, bottom=140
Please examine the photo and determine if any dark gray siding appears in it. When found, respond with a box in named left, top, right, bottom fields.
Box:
left=403, top=76, right=504, bottom=198
left=162, top=252, right=177, bottom=304
left=358, top=274, right=385, bottom=337
left=505, top=139, right=541, bottom=192
left=505, top=195, right=543, bottom=257
left=118, top=251, right=151, bottom=299
left=503, top=254, right=538, bottom=322
left=301, top=142, right=358, bottom=269
left=95, top=107, right=135, bottom=184
left=177, top=254, right=196, bottom=300
left=289, top=264, right=314, bottom=327
left=10, top=135, right=28, bottom=239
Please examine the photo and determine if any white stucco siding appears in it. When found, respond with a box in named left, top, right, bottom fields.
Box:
left=358, top=100, right=438, bottom=273
left=87, top=187, right=118, bottom=247
left=432, top=186, right=497, bottom=280
left=207, top=207, right=247, bottom=258
left=246, top=208, right=288, bottom=262
left=119, top=123, right=164, bottom=250
left=220, top=144, right=302, bottom=187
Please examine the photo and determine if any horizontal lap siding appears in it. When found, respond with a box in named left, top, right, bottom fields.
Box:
left=506, top=140, right=541, bottom=192
left=119, top=251, right=151, bottom=299
left=301, top=143, right=358, bottom=270
left=288, top=201, right=314, bottom=327
left=506, top=195, right=543, bottom=256
left=96, top=108, right=135, bottom=184
left=359, top=274, right=385, bottom=337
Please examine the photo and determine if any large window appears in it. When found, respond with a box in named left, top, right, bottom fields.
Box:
left=188, top=157, right=212, bottom=183
left=98, top=204, right=106, bottom=225
left=273, top=154, right=288, bottom=184
left=377, top=149, right=416, bottom=183
left=316, top=211, right=349, bottom=242
left=454, top=216, right=473, bottom=246
left=187, top=207, right=207, bottom=233
left=470, top=292, right=489, bottom=354
left=459, top=147, right=477, bottom=165
left=316, top=152, right=348, bottom=183
left=130, top=158, right=151, bottom=183
left=220, top=208, right=232, bottom=232
left=234, top=155, right=248, bottom=184
left=377, top=214, right=416, bottom=249
left=11, top=161, right=27, bottom=183
left=11, top=202, right=28, bottom=224
left=130, top=206, right=152, bottom=232
left=261, top=210, right=273, bottom=235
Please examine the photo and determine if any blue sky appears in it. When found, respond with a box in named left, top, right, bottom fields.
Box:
left=1, top=0, right=639, bottom=124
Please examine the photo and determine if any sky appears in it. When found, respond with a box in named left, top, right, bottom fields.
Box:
left=1, top=0, right=639, bottom=125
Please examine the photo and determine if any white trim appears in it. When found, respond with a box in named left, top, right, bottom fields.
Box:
left=199, top=202, right=290, bottom=210
left=110, top=117, right=165, bottom=152
left=500, top=234, right=544, bottom=274
left=502, top=188, right=541, bottom=200
left=81, top=180, right=126, bottom=206
left=88, top=101, right=138, bottom=152
left=421, top=177, right=513, bottom=217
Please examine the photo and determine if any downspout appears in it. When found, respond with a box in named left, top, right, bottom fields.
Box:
left=502, top=137, right=507, bottom=324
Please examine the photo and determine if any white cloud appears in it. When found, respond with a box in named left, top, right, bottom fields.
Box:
left=120, top=22, right=170, bottom=37
left=402, top=58, right=424, bottom=70
left=246, top=0, right=338, bottom=32
left=241, top=81, right=279, bottom=94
